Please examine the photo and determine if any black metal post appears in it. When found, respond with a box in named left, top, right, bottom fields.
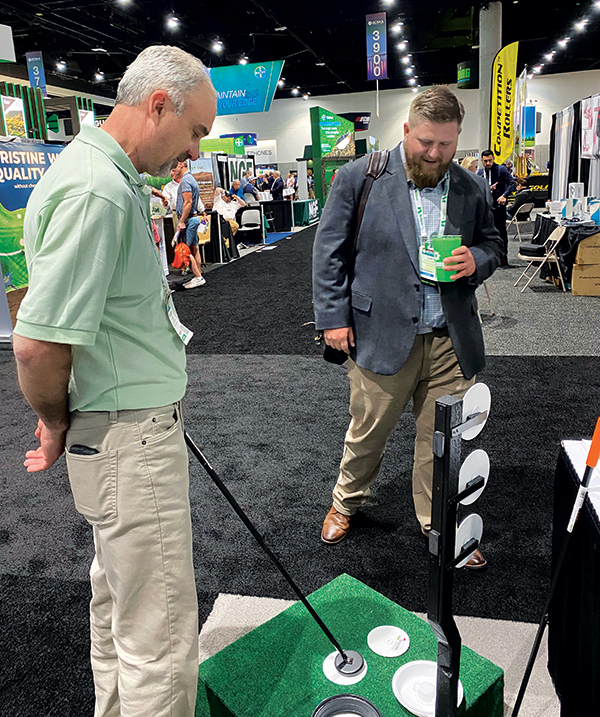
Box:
left=428, top=396, right=464, bottom=717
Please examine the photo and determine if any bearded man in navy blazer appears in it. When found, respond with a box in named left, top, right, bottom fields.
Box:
left=478, top=149, right=516, bottom=264
left=313, top=86, right=503, bottom=568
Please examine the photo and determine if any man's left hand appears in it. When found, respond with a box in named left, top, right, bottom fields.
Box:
left=177, top=221, right=186, bottom=231
left=443, top=246, right=476, bottom=280
left=497, top=195, right=507, bottom=205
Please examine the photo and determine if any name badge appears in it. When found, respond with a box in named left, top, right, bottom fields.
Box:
left=166, top=293, right=194, bottom=346
left=419, top=244, right=437, bottom=284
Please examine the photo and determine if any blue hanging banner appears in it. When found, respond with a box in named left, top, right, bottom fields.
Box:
left=207, top=61, right=284, bottom=116
left=366, top=13, right=387, bottom=81
left=25, top=51, right=48, bottom=98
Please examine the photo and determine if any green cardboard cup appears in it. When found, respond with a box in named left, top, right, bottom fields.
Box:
left=431, top=235, right=462, bottom=282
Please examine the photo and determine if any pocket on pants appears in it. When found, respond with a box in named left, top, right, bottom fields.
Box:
left=65, top=449, right=118, bottom=524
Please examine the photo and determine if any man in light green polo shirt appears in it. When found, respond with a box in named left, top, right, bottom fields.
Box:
left=13, top=46, right=216, bottom=717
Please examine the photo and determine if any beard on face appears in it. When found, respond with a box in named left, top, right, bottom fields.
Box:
left=405, top=151, right=451, bottom=189
left=153, top=153, right=189, bottom=179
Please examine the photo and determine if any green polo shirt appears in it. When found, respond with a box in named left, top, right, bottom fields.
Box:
left=15, top=125, right=187, bottom=412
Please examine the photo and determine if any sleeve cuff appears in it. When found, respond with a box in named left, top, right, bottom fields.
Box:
left=14, top=319, right=97, bottom=346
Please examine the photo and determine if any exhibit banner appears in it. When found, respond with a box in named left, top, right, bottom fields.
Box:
left=522, top=106, right=536, bottom=148
left=489, top=41, right=519, bottom=165
left=189, top=157, right=216, bottom=210
left=220, top=133, right=257, bottom=146
left=0, top=24, right=16, bottom=63
left=340, top=112, right=371, bottom=132
left=366, top=13, right=387, bottom=80
left=581, top=94, right=600, bottom=160
left=1, top=95, right=27, bottom=137
left=0, top=141, right=65, bottom=289
left=227, top=156, right=255, bottom=186
left=310, top=106, right=355, bottom=159
left=25, top=51, right=48, bottom=98
left=199, top=136, right=244, bottom=155
left=207, top=61, right=284, bottom=116
left=245, top=139, right=278, bottom=165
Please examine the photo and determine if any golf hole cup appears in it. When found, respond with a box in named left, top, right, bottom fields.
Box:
left=431, top=235, right=462, bottom=282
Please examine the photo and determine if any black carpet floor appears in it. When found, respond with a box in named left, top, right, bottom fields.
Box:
left=1, top=226, right=599, bottom=715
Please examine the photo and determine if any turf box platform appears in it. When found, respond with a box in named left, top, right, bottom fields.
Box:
left=195, top=574, right=503, bottom=717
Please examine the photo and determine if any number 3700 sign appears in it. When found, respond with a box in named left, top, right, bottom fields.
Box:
left=366, top=13, right=388, bottom=81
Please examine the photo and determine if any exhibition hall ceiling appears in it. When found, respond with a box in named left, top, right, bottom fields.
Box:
left=3, top=0, right=600, bottom=102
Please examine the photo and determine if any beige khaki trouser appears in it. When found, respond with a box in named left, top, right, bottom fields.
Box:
left=333, top=332, right=475, bottom=533
left=65, top=404, right=198, bottom=717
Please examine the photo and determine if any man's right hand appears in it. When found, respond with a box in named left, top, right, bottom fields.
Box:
left=323, top=327, right=355, bottom=354
left=24, top=418, right=67, bottom=472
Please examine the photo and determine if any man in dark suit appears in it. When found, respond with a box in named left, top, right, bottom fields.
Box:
left=271, top=170, right=284, bottom=200
left=478, top=150, right=516, bottom=263
left=313, top=86, right=503, bottom=568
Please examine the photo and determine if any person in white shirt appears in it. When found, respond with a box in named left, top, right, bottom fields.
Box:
left=213, top=187, right=245, bottom=233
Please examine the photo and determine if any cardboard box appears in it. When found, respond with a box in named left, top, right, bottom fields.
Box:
left=575, top=233, right=600, bottom=265
left=572, top=263, right=600, bottom=296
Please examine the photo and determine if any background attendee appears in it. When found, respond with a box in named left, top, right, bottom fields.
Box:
left=478, top=149, right=516, bottom=265
left=229, top=179, right=244, bottom=198
left=461, top=156, right=479, bottom=173
left=271, top=170, right=284, bottom=200
left=12, top=44, right=216, bottom=717
left=243, top=176, right=260, bottom=204
left=214, top=187, right=246, bottom=234
left=285, top=172, right=296, bottom=200
left=175, top=162, right=206, bottom=289
left=507, top=177, right=535, bottom=219
left=313, top=86, right=503, bottom=568
left=307, top=169, right=315, bottom=198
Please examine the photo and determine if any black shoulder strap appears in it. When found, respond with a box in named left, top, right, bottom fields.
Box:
left=350, top=148, right=390, bottom=261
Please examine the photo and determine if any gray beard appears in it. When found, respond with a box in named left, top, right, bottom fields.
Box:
left=406, top=153, right=451, bottom=189
left=153, top=158, right=179, bottom=179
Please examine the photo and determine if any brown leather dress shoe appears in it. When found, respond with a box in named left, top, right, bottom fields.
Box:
left=465, top=548, right=487, bottom=570
left=321, top=506, right=352, bottom=544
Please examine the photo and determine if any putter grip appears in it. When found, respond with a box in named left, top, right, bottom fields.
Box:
left=586, top=417, right=600, bottom=468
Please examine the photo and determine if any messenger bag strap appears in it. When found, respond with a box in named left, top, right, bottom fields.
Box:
left=348, top=148, right=390, bottom=273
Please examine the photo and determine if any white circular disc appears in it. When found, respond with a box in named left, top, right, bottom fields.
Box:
left=392, top=660, right=464, bottom=717
left=458, top=450, right=490, bottom=505
left=322, top=650, right=368, bottom=685
left=367, top=625, right=410, bottom=658
left=455, top=514, right=483, bottom=568
left=461, top=383, right=491, bottom=440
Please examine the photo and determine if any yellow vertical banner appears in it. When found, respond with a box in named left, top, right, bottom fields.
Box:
left=490, top=41, right=519, bottom=165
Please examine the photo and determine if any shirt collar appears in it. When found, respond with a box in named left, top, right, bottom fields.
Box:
left=400, top=141, right=448, bottom=192
left=74, top=124, right=147, bottom=190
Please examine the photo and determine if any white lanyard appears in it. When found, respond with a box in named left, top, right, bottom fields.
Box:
left=411, top=173, right=450, bottom=243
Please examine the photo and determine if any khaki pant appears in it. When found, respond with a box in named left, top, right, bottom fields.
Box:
left=65, top=404, right=198, bottom=717
left=333, top=332, right=474, bottom=533
left=227, top=219, right=239, bottom=235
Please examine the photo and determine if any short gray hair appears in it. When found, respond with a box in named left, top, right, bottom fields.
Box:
left=116, top=45, right=215, bottom=116
left=409, top=86, right=465, bottom=128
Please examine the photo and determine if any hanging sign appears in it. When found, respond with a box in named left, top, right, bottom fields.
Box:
left=366, top=13, right=387, bottom=80
left=581, top=94, right=600, bottom=160
left=25, top=51, right=48, bottom=98
left=207, top=61, right=284, bottom=116
left=489, top=41, right=519, bottom=164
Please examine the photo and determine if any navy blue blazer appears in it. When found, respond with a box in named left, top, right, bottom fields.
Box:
left=271, top=176, right=284, bottom=200
left=313, top=144, right=504, bottom=379
left=477, top=164, right=516, bottom=206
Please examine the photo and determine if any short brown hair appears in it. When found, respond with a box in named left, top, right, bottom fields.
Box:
left=408, top=86, right=465, bottom=128
left=517, top=177, right=528, bottom=188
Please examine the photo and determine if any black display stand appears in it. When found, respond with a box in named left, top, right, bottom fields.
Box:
left=427, top=396, right=487, bottom=717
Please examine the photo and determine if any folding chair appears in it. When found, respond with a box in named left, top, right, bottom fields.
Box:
left=506, top=202, right=535, bottom=241
left=513, top=225, right=567, bottom=293
left=236, top=209, right=263, bottom=245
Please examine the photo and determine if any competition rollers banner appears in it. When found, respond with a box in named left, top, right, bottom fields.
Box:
left=0, top=141, right=64, bottom=290
left=490, top=41, right=519, bottom=165
left=207, top=61, right=284, bottom=116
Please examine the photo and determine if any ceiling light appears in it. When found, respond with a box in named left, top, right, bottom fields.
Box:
left=239, top=56, right=248, bottom=65
left=409, top=78, right=416, bottom=85
left=396, top=41, right=407, bottom=51
left=303, top=94, right=310, bottom=100
left=558, top=38, right=570, bottom=48
left=212, top=41, right=224, bottom=53
left=401, top=56, right=410, bottom=65
left=278, top=79, right=285, bottom=87
left=95, top=71, right=104, bottom=81
left=412, top=87, right=418, bottom=93
left=316, top=62, right=325, bottom=66
left=533, top=65, right=543, bottom=73
left=544, top=52, right=555, bottom=61
left=575, top=19, right=589, bottom=31
left=405, top=67, right=413, bottom=75
left=382, top=0, right=395, bottom=5
left=391, top=23, right=403, bottom=34
left=274, top=26, right=287, bottom=31
left=527, top=73, right=534, bottom=79
left=595, top=1, right=600, bottom=9
left=166, top=15, right=179, bottom=29
left=291, top=88, right=299, bottom=95
left=116, top=0, right=132, bottom=5
left=92, top=47, right=107, bottom=53
left=56, top=60, right=66, bottom=71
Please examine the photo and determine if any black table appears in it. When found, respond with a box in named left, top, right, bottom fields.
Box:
left=531, top=214, right=599, bottom=284
left=548, top=442, right=600, bottom=716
